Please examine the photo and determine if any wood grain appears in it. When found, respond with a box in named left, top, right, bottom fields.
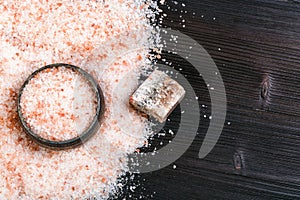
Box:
left=115, top=0, right=300, bottom=199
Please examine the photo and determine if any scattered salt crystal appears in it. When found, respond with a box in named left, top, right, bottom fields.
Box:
left=168, top=129, right=174, bottom=135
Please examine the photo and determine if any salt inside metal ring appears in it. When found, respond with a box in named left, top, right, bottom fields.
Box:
left=17, top=63, right=104, bottom=150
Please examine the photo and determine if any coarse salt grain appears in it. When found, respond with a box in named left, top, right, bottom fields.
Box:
left=20, top=66, right=97, bottom=142
left=0, top=0, right=160, bottom=199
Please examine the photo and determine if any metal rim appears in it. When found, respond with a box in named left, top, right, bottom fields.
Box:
left=17, top=63, right=105, bottom=150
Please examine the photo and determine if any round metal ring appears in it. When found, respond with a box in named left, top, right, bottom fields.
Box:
left=17, top=63, right=105, bottom=150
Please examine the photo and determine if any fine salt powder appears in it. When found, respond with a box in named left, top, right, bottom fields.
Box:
left=0, top=0, right=161, bottom=199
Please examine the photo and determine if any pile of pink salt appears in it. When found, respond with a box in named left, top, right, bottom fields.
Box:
left=20, top=66, right=98, bottom=142
left=0, top=0, right=161, bottom=199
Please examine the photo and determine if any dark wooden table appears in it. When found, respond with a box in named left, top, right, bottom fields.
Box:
left=116, top=0, right=300, bottom=199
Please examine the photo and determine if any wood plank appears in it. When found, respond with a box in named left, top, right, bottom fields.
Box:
left=115, top=0, right=300, bottom=199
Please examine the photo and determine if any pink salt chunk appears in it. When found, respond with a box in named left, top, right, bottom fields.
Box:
left=129, top=70, right=186, bottom=123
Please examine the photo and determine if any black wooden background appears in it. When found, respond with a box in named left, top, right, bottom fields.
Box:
left=116, top=0, right=300, bottom=199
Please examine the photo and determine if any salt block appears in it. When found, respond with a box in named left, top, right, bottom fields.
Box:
left=129, top=70, right=186, bottom=123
